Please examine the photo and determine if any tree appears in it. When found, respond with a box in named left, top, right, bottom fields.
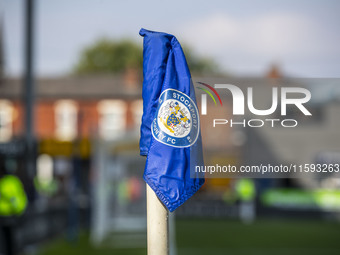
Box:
left=181, top=45, right=220, bottom=75
left=74, top=39, right=142, bottom=74
left=73, top=38, right=219, bottom=75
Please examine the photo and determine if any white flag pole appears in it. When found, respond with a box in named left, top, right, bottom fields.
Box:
left=147, top=184, right=169, bottom=255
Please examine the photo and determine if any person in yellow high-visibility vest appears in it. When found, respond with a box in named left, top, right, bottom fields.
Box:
left=235, top=178, right=256, bottom=224
left=0, top=175, right=27, bottom=216
left=235, top=178, right=256, bottom=202
left=0, top=173, right=28, bottom=255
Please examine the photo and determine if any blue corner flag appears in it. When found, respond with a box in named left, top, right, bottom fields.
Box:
left=139, top=28, right=205, bottom=212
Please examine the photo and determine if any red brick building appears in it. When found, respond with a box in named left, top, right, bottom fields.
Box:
left=0, top=74, right=143, bottom=144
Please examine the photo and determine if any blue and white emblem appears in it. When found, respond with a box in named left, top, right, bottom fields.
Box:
left=152, top=89, right=199, bottom=147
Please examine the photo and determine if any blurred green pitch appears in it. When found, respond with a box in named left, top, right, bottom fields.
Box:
left=38, top=219, right=340, bottom=255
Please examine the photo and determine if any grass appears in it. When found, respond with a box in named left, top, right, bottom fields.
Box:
left=38, top=218, right=340, bottom=255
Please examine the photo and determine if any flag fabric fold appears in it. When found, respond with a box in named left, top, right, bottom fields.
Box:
left=139, top=28, right=205, bottom=212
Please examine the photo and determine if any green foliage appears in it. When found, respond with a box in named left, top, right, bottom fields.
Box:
left=73, top=38, right=219, bottom=75
left=74, top=39, right=143, bottom=74
left=182, top=46, right=220, bottom=75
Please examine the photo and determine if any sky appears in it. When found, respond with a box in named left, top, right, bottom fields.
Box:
left=2, top=0, right=340, bottom=77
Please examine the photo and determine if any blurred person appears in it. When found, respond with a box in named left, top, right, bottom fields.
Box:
left=0, top=159, right=27, bottom=255
left=235, top=178, right=256, bottom=224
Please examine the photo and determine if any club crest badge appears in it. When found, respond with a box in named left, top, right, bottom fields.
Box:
left=152, top=89, right=199, bottom=147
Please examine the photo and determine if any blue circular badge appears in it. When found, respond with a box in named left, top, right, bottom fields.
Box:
left=151, top=89, right=199, bottom=148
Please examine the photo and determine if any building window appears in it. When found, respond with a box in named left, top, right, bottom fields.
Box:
left=36, top=154, right=53, bottom=184
left=0, top=100, right=13, bottom=142
left=132, top=100, right=143, bottom=130
left=98, top=100, right=127, bottom=140
left=55, top=100, right=77, bottom=141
